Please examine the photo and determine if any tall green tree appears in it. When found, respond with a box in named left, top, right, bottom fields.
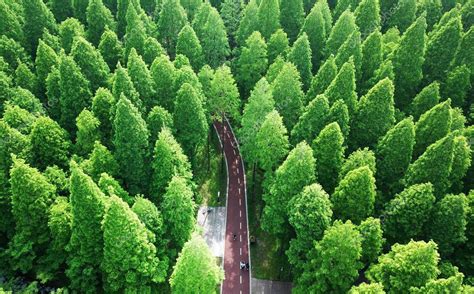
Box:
left=295, top=220, right=363, bottom=293
left=180, top=0, right=202, bottom=20
left=368, top=240, right=440, bottom=293
left=312, top=122, right=345, bottom=193
left=147, top=106, right=174, bottom=146
left=291, top=94, right=330, bottom=145
left=75, top=109, right=100, bottom=157
left=262, top=142, right=316, bottom=235
left=360, top=31, right=382, bottom=91
left=300, top=5, right=326, bottom=68
left=324, top=10, right=357, bottom=58
left=449, top=135, right=471, bottom=193
left=382, top=183, right=436, bottom=243
left=58, top=18, right=85, bottom=54
left=174, top=83, right=208, bottom=160
left=151, top=55, right=177, bottom=112
left=58, top=54, right=92, bottom=134
left=92, top=87, right=115, bottom=145
left=66, top=162, right=106, bottom=293
left=307, top=55, right=337, bottom=103
left=176, top=25, right=204, bottom=71
left=257, top=0, right=281, bottom=40
left=124, top=3, right=147, bottom=59
left=113, top=95, right=149, bottom=195
left=324, top=58, right=358, bottom=116
left=334, top=30, right=363, bottom=81
left=208, top=65, right=240, bottom=119
left=351, top=78, right=395, bottom=149
left=280, top=0, right=304, bottom=42
left=151, top=128, right=193, bottom=201
left=387, top=0, right=417, bottom=32
left=35, top=40, right=58, bottom=97
left=417, top=0, right=443, bottom=30
left=409, top=82, right=441, bottom=120
left=255, top=110, right=290, bottom=173
left=157, top=0, right=187, bottom=57
left=112, top=64, right=142, bottom=111
left=8, top=157, right=56, bottom=274
left=236, top=0, right=259, bottom=46
left=354, top=0, right=380, bottom=35
left=340, top=148, right=377, bottom=180
left=82, top=141, right=119, bottom=182
left=288, top=33, right=313, bottom=91
left=22, top=0, right=57, bottom=54
left=72, top=0, right=89, bottom=23
left=201, top=7, right=230, bottom=67
left=237, top=31, right=268, bottom=97
left=170, top=233, right=224, bottom=293
left=86, top=0, right=115, bottom=46
left=271, top=62, right=304, bottom=130
left=328, top=100, right=350, bottom=141
left=220, top=0, right=243, bottom=47
left=102, top=196, right=166, bottom=293
left=98, top=28, right=124, bottom=70
left=143, top=37, right=165, bottom=65
left=442, top=65, right=471, bottom=109
left=390, top=15, right=427, bottom=109
left=47, top=0, right=73, bottom=22
left=358, top=217, right=383, bottom=265
left=332, top=166, right=376, bottom=224
left=127, top=48, right=155, bottom=110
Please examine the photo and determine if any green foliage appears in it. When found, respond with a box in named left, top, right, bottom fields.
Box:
left=22, top=0, right=57, bottom=54
left=355, top=0, right=380, bottom=35
left=86, top=0, right=115, bottom=46
left=112, top=64, right=142, bottom=111
left=72, top=0, right=89, bottom=23
left=98, top=28, right=123, bottom=70
left=58, top=18, right=85, bottom=54
left=30, top=117, right=70, bottom=170
left=351, top=78, right=395, bottom=149
left=349, top=283, right=385, bottom=294
left=271, top=62, right=304, bottom=130
left=143, top=37, right=165, bottom=66
left=151, top=55, right=176, bottom=112
left=375, top=117, right=415, bottom=193
left=127, top=48, right=155, bottom=110
left=236, top=0, right=259, bottom=46
left=98, top=173, right=132, bottom=204
left=176, top=25, right=204, bottom=71
left=340, top=147, right=376, bottom=180
left=132, top=197, right=165, bottom=252
left=66, top=162, right=106, bottom=293
left=280, top=0, right=304, bottom=42
left=387, top=0, right=417, bottom=32
left=255, top=110, right=290, bottom=172
left=169, top=233, right=224, bottom=293
left=262, top=142, right=315, bottom=235
left=324, top=58, right=358, bottom=116
left=208, top=65, right=240, bottom=119
left=288, top=33, right=312, bottom=91
left=35, top=40, right=58, bottom=96
left=75, top=109, right=100, bottom=156
left=91, top=87, right=115, bottom=145
left=82, top=141, right=119, bottom=182
left=124, top=3, right=146, bottom=59
left=220, top=0, right=243, bottom=47
left=291, top=94, right=330, bottom=145
left=257, top=0, right=281, bottom=40
left=358, top=217, right=383, bottom=265
left=180, top=0, right=202, bottom=20
left=409, top=82, right=441, bottom=120
left=295, top=220, right=363, bottom=293
left=151, top=128, right=193, bottom=201
left=368, top=240, right=440, bottom=293
left=102, top=196, right=166, bottom=292
left=410, top=272, right=464, bottom=293
left=0, top=0, right=24, bottom=43
left=300, top=5, right=326, bottom=68
left=417, top=0, right=443, bottom=30
left=449, top=135, right=471, bottom=192
left=442, top=65, right=471, bottom=109
left=201, top=7, right=230, bottom=67
left=147, top=106, right=174, bottom=146
left=307, top=55, right=337, bottom=103
left=324, top=10, right=356, bottom=58
left=360, top=31, right=382, bottom=90
left=0, top=36, right=30, bottom=74
left=335, top=30, right=362, bottom=81
left=14, top=63, right=38, bottom=97
left=8, top=88, right=44, bottom=115
left=237, top=31, right=268, bottom=98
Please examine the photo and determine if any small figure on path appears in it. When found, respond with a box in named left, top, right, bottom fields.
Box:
left=233, top=233, right=237, bottom=241
left=245, top=263, right=249, bottom=271
left=240, top=261, right=245, bottom=270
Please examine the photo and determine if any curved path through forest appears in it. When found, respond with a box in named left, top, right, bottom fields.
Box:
left=214, top=119, right=251, bottom=294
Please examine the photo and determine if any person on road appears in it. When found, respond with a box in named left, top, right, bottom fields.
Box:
left=245, top=263, right=249, bottom=271
left=233, top=233, right=237, bottom=241
left=240, top=261, right=245, bottom=269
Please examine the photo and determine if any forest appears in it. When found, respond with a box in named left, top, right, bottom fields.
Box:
left=0, top=0, right=473, bottom=292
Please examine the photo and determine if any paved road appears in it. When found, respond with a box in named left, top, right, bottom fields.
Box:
left=214, top=119, right=251, bottom=294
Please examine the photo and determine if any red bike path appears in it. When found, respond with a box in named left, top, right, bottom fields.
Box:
left=214, top=119, right=251, bottom=294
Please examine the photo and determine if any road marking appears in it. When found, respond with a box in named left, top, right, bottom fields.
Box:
left=233, top=149, right=236, bottom=155
left=236, top=168, right=239, bottom=174
left=240, top=276, right=242, bottom=284
left=239, top=198, right=241, bottom=206
left=240, top=235, right=242, bottom=242
left=240, top=222, right=242, bottom=229
left=239, top=188, right=241, bottom=194
left=240, top=210, right=242, bottom=217
left=240, top=248, right=242, bottom=255
left=238, top=178, right=240, bottom=184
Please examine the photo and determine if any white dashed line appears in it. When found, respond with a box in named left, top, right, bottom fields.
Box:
left=240, top=235, right=242, bottom=242
left=240, top=276, right=242, bottom=284
left=236, top=168, right=239, bottom=174
left=240, top=222, right=242, bottom=229
left=233, top=149, right=236, bottom=155
left=239, top=188, right=241, bottom=194
left=239, top=198, right=241, bottom=206
left=238, top=178, right=240, bottom=184
left=240, top=248, right=242, bottom=256
left=240, top=210, right=242, bottom=217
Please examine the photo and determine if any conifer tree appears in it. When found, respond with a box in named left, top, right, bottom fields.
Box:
left=82, top=141, right=119, bottom=182
left=280, top=0, right=304, bottom=42
left=409, top=82, right=441, bottom=120
left=66, top=162, right=106, bottom=293
left=288, top=33, right=312, bottom=91
left=349, top=283, right=385, bottom=293
left=58, top=17, right=85, bottom=54
left=287, top=183, right=332, bottom=272
left=300, top=4, right=326, bottom=69
left=124, top=3, right=147, bottom=59
left=312, top=122, right=345, bottom=193
left=58, top=54, right=92, bottom=134
left=14, top=63, right=39, bottom=97
left=143, top=37, right=165, bottom=65
left=151, top=55, right=177, bottom=112
left=417, top=0, right=443, bottom=30
left=180, top=0, right=202, bottom=20
left=30, top=117, right=71, bottom=171
left=208, top=65, right=241, bottom=119
left=102, top=196, right=166, bottom=292
left=265, top=55, right=286, bottom=83
left=383, top=183, right=435, bottom=243
left=291, top=94, right=330, bottom=145
left=405, top=134, right=455, bottom=196
left=0, top=0, right=24, bottom=43
left=86, top=0, right=116, bottom=46
left=340, top=148, right=377, bottom=180
left=157, top=0, right=187, bottom=57
left=127, top=48, right=155, bottom=110
left=387, top=0, right=417, bottom=32
left=72, top=0, right=89, bottom=23
left=112, top=64, right=142, bottom=112
left=170, top=233, right=224, bottom=293
left=334, top=30, right=363, bottom=81
left=332, top=166, right=376, bottom=224
left=358, top=217, right=383, bottom=265
left=324, top=59, right=357, bottom=116
left=98, top=173, right=132, bottom=204
left=449, top=135, right=471, bottom=192
left=255, top=110, right=290, bottom=172
left=354, top=0, right=380, bottom=35
left=237, top=31, right=268, bottom=97
left=113, top=95, right=149, bottom=194
left=424, top=16, right=462, bottom=82
left=307, top=55, right=337, bottom=103
left=271, top=62, right=304, bottom=131
left=75, top=109, right=100, bottom=157
left=367, top=241, right=440, bottom=293
left=174, top=83, right=208, bottom=160
left=375, top=117, right=415, bottom=194
left=71, top=37, right=110, bottom=92
left=148, top=106, right=174, bottom=145
left=117, top=0, right=132, bottom=37
left=176, top=25, right=204, bottom=71
left=257, top=0, right=281, bottom=40
left=161, top=176, right=196, bottom=257
left=0, top=35, right=30, bottom=73
left=98, top=28, right=123, bottom=70
left=360, top=31, right=382, bottom=90
left=262, top=142, right=316, bottom=235
left=35, top=40, right=58, bottom=97
left=131, top=196, right=165, bottom=252
left=22, top=0, right=57, bottom=54
left=328, top=100, right=350, bottom=140
left=151, top=128, right=193, bottom=200
left=45, top=67, right=61, bottom=121
left=240, top=78, right=275, bottom=167
left=442, top=65, right=471, bottom=109
left=324, top=10, right=357, bottom=58
left=390, top=15, right=427, bottom=109
left=92, top=87, right=115, bottom=145
left=8, top=87, right=43, bottom=114
left=220, top=0, right=243, bottom=47
left=201, top=7, right=230, bottom=68
left=334, top=0, right=358, bottom=19
left=414, top=100, right=452, bottom=157
left=351, top=78, right=395, bottom=149
left=236, top=0, right=259, bottom=46
left=192, top=2, right=212, bottom=39
left=8, top=157, right=56, bottom=274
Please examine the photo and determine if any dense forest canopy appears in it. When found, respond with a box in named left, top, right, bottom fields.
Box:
left=0, top=0, right=473, bottom=293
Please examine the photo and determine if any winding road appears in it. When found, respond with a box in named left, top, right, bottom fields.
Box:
left=214, top=119, right=251, bottom=294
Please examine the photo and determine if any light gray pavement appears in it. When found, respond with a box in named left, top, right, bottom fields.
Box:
left=251, top=278, right=292, bottom=294
left=197, top=206, right=226, bottom=258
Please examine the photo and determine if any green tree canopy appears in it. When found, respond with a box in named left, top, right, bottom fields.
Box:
left=176, top=25, right=204, bottom=71
left=156, top=0, right=187, bottom=57
left=257, top=0, right=281, bottom=40
left=280, top=0, right=304, bottom=42
left=291, top=94, right=330, bottom=145
left=236, top=0, right=259, bottom=46
left=75, top=109, right=100, bottom=156
left=408, top=82, right=441, bottom=120
left=86, top=0, right=115, bottom=46
left=208, top=65, right=240, bottom=119
left=307, top=55, right=337, bottom=103
left=127, top=48, right=155, bottom=110
left=288, top=33, right=312, bottom=91
left=300, top=5, right=326, bottom=68
left=22, top=0, right=57, bottom=54
left=150, top=55, right=177, bottom=112
left=324, top=58, right=358, bottom=116
left=98, top=28, right=123, bottom=70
